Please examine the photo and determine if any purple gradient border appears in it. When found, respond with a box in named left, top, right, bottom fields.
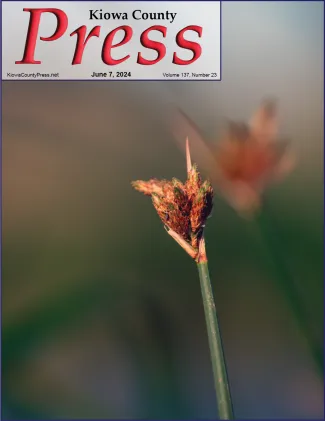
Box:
left=0, top=0, right=222, bottom=82
left=0, top=0, right=324, bottom=421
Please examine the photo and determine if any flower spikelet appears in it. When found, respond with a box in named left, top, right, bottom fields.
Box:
left=189, top=179, right=213, bottom=248
left=152, top=180, right=191, bottom=242
left=131, top=179, right=166, bottom=196
left=131, top=139, right=213, bottom=260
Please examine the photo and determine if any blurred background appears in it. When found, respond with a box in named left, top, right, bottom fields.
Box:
left=2, top=1, right=324, bottom=419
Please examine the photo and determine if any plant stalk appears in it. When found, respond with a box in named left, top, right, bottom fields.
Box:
left=197, top=256, right=234, bottom=420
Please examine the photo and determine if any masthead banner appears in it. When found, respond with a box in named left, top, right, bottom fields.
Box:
left=2, top=1, right=221, bottom=81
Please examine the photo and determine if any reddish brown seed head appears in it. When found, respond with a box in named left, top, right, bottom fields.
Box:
left=131, top=140, right=214, bottom=255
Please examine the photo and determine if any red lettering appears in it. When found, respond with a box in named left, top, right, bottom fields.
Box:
left=173, top=25, right=203, bottom=65
left=70, top=26, right=101, bottom=65
left=137, top=25, right=167, bottom=65
left=101, top=25, right=132, bottom=65
left=15, top=8, right=68, bottom=64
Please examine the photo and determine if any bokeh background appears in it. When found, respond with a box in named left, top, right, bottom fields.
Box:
left=2, top=1, right=324, bottom=419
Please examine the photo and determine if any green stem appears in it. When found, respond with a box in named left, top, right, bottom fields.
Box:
left=255, top=205, right=323, bottom=375
left=197, top=261, right=234, bottom=420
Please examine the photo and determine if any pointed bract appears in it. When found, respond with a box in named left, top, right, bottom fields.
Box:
left=186, top=137, right=192, bottom=174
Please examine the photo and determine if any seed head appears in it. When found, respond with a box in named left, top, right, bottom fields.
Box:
left=131, top=139, right=213, bottom=260
left=171, top=99, right=296, bottom=217
left=214, top=100, right=296, bottom=215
